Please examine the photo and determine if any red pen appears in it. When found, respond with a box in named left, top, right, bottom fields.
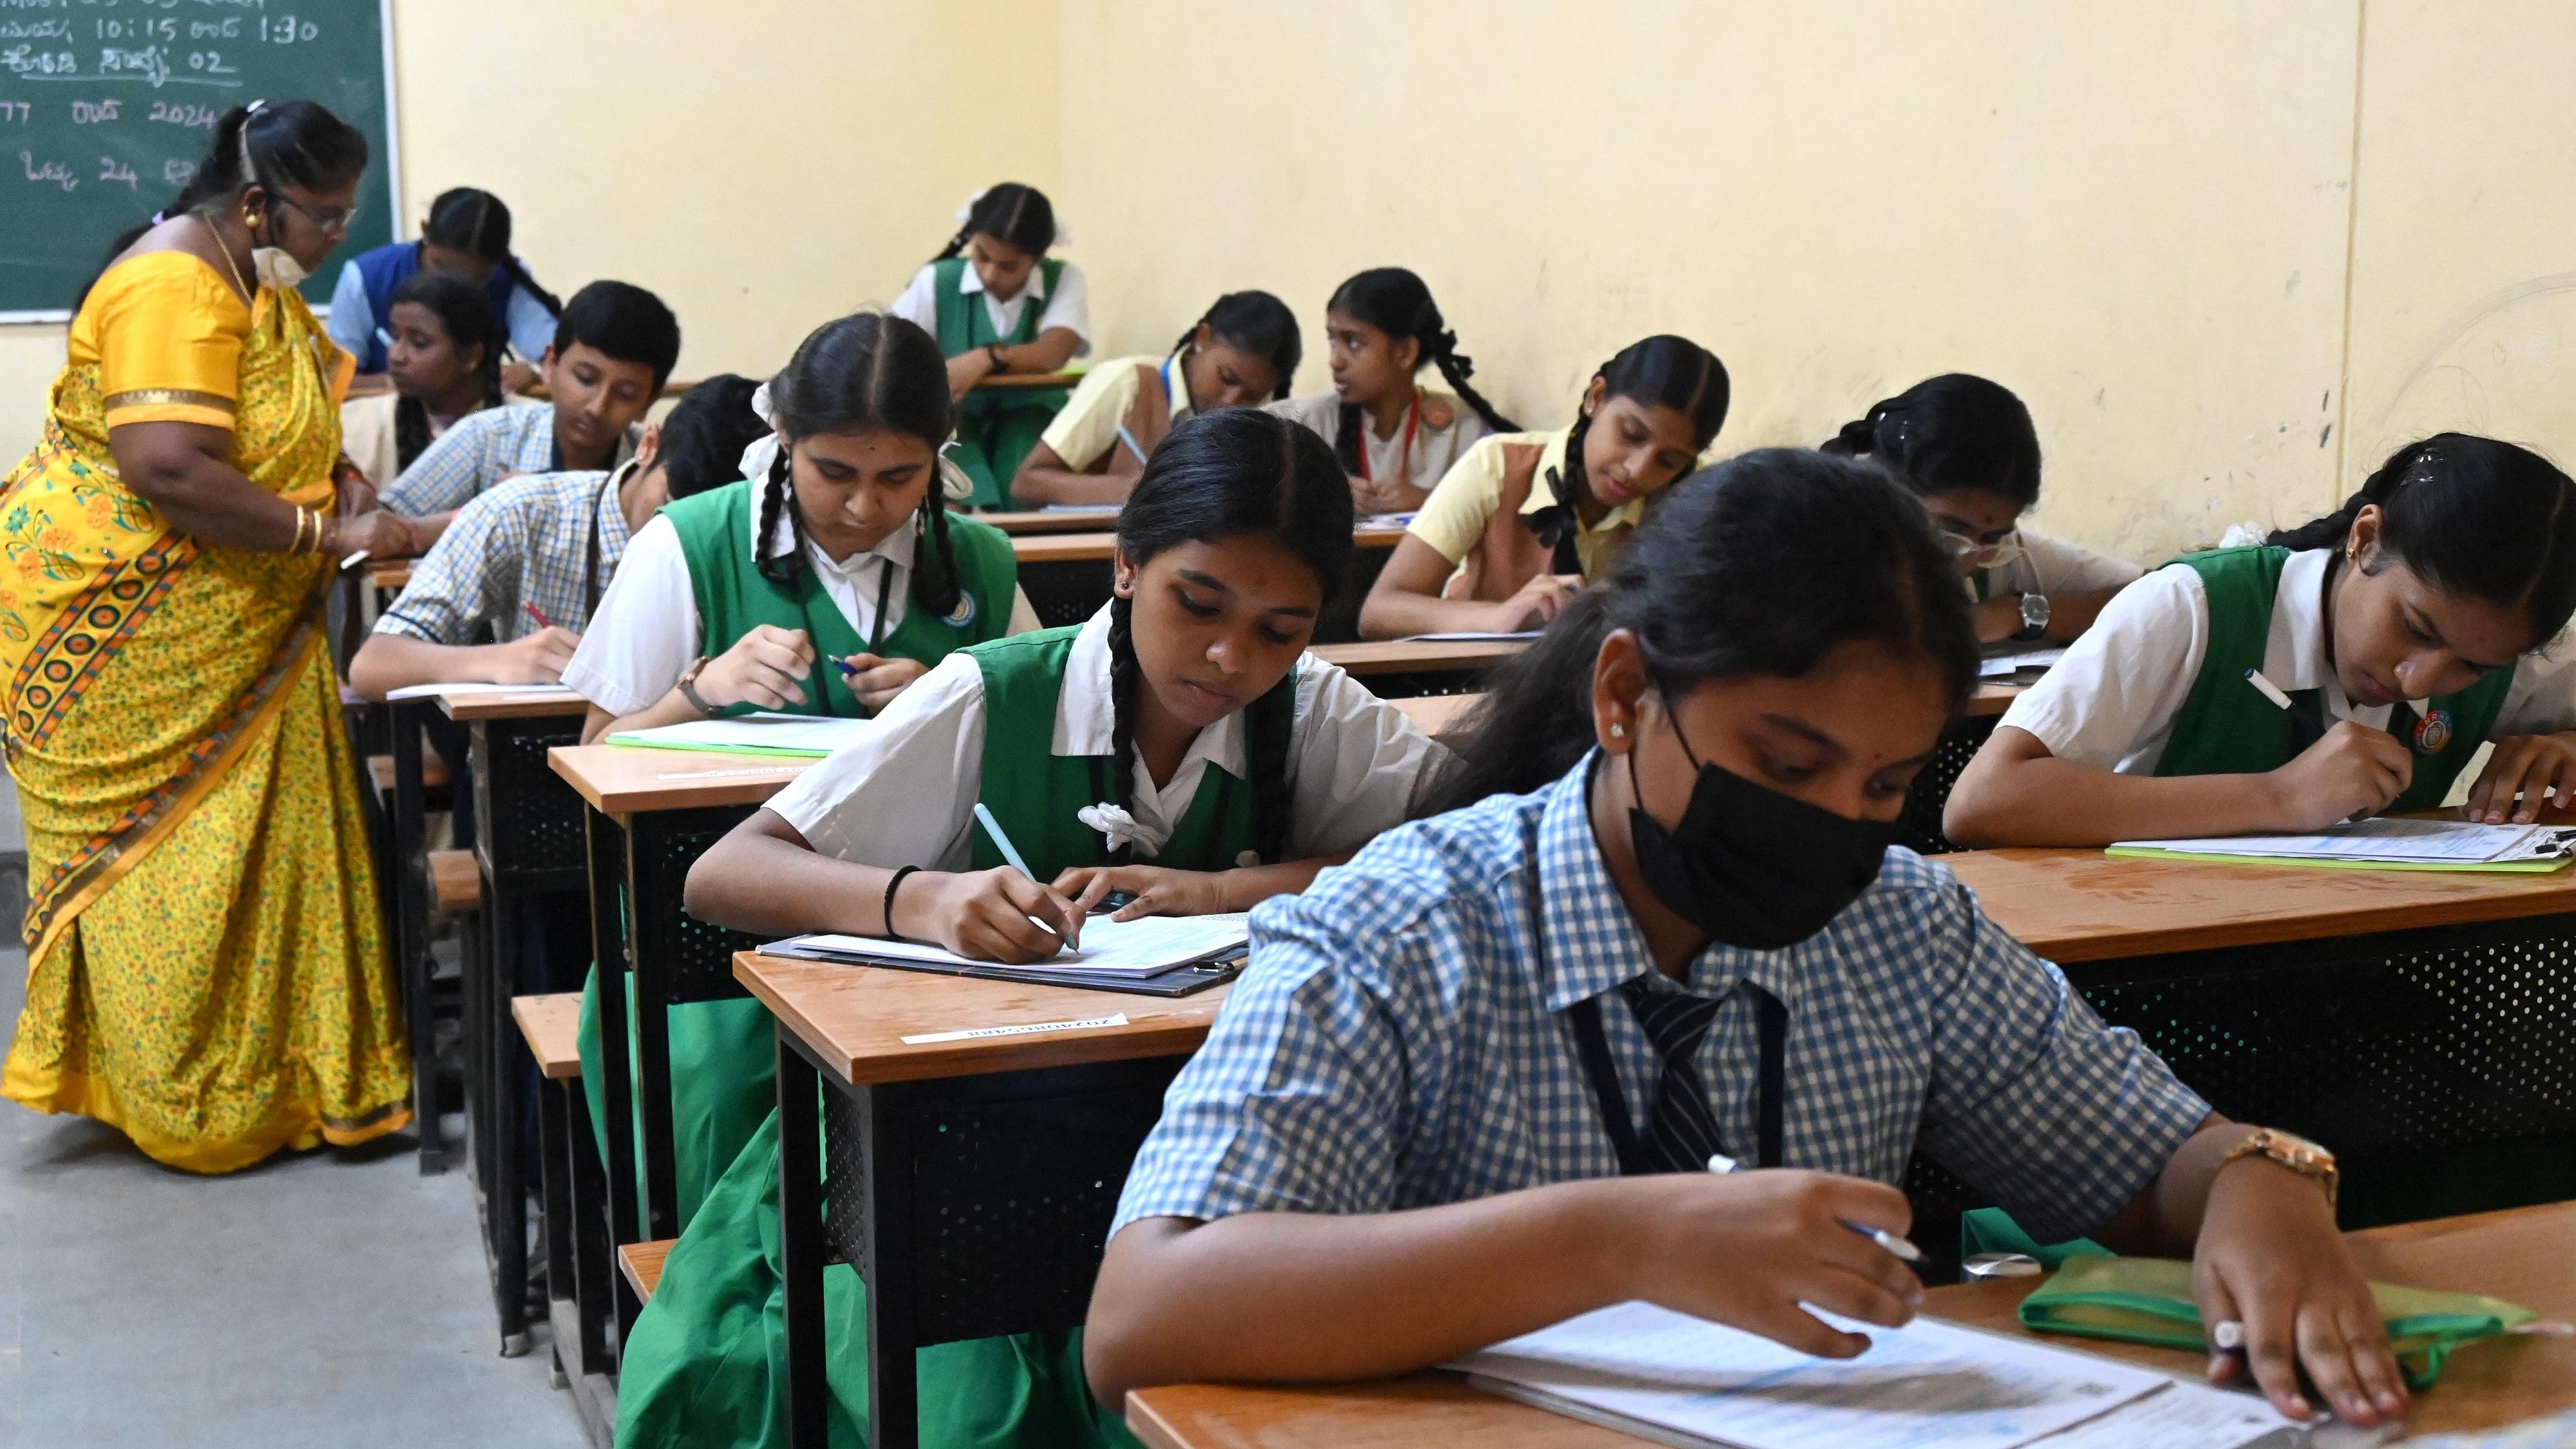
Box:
left=524, top=602, right=556, bottom=631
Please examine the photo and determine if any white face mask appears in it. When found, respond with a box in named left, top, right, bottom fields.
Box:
left=251, top=245, right=307, bottom=291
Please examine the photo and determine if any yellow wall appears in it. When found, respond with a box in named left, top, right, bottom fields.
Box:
left=6, top=0, right=2571, bottom=570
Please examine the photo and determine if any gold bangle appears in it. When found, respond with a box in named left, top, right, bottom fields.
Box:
left=300, top=506, right=321, bottom=555
left=287, top=506, right=310, bottom=555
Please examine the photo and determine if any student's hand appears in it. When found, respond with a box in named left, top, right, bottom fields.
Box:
left=692, top=625, right=816, bottom=712
left=2266, top=721, right=2412, bottom=828
left=838, top=653, right=928, bottom=713
left=1614, top=1169, right=1922, bottom=1357
left=1349, top=474, right=1428, bottom=518
left=1484, top=573, right=1584, bottom=633
left=1053, top=864, right=1233, bottom=921
left=946, top=350, right=995, bottom=401
left=2191, top=1155, right=2407, bottom=1426
left=501, top=361, right=541, bottom=396
left=493, top=626, right=581, bottom=686
left=895, top=867, right=1087, bottom=963
left=329, top=509, right=419, bottom=560
left=2463, top=733, right=2576, bottom=823
left=1974, top=594, right=2027, bottom=645
left=336, top=471, right=381, bottom=518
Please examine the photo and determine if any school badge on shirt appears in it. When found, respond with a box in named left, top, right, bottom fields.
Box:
left=943, top=591, right=978, bottom=628
left=2413, top=707, right=2453, bottom=755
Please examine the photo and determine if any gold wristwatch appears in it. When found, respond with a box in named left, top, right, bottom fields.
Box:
left=2220, top=1128, right=2339, bottom=1207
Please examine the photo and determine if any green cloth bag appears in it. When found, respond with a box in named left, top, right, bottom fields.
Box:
left=2017, top=1254, right=2536, bottom=1391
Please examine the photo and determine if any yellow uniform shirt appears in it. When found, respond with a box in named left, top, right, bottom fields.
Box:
left=1036, top=352, right=1190, bottom=472
left=1406, top=427, right=1644, bottom=581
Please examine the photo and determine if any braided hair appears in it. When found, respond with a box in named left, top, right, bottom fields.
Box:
left=423, top=187, right=563, bottom=317
left=90, top=99, right=367, bottom=305
left=1821, top=374, right=2041, bottom=510
left=1322, top=267, right=1518, bottom=473
left=2268, top=434, right=2576, bottom=646
left=1106, top=409, right=1354, bottom=865
left=933, top=182, right=1057, bottom=262
left=386, top=269, right=504, bottom=472
left=1172, top=291, right=1303, bottom=405
left=755, top=314, right=965, bottom=622
left=1559, top=334, right=1731, bottom=514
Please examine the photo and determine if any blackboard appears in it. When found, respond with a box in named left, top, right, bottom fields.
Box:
left=0, top=0, right=399, bottom=320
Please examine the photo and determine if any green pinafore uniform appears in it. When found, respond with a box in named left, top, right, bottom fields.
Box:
left=2153, top=546, right=2512, bottom=811
left=936, top=255, right=1070, bottom=510
left=611, top=625, right=1273, bottom=1449
left=576, top=479, right=1018, bottom=1229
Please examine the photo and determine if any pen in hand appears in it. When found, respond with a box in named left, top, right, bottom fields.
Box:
left=971, top=801, right=1081, bottom=950
left=524, top=602, right=557, bottom=632
left=1707, top=1153, right=1925, bottom=1263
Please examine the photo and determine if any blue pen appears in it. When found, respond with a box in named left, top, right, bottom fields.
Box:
left=1708, top=1153, right=1924, bottom=1263
left=972, top=803, right=1076, bottom=947
left=1115, top=425, right=1150, bottom=466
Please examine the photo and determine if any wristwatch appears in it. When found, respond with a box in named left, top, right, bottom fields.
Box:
left=675, top=655, right=717, bottom=718
left=2014, top=591, right=2051, bottom=642
left=985, top=343, right=1008, bottom=374
left=2220, top=1127, right=2340, bottom=1207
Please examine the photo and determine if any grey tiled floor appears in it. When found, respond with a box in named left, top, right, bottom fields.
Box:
left=0, top=948, right=588, bottom=1448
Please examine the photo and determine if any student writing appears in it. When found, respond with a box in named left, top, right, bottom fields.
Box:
left=380, top=279, right=680, bottom=551
left=336, top=269, right=508, bottom=492
left=611, top=407, right=1447, bottom=1448
left=1822, top=373, right=2141, bottom=645
left=1264, top=267, right=1516, bottom=515
left=346, top=376, right=767, bottom=699
left=1358, top=333, right=1726, bottom=640
left=1945, top=434, right=2576, bottom=846
left=888, top=182, right=1090, bottom=508
left=1009, top=290, right=1300, bottom=508
left=1086, top=451, right=2409, bottom=1431
left=328, top=186, right=560, bottom=389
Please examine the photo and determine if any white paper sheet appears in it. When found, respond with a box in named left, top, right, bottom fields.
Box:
left=2112, top=818, right=2576, bottom=865
left=605, top=711, right=877, bottom=758
left=2025, top=1376, right=2300, bottom=1448
left=382, top=682, right=585, bottom=702
left=773, top=912, right=1248, bottom=979
left=1451, top=1301, right=2170, bottom=1449
left=1980, top=646, right=2069, bottom=678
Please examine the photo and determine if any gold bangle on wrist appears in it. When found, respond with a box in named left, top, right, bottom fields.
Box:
left=287, top=506, right=312, bottom=555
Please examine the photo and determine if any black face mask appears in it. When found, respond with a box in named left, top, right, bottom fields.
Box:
left=1623, top=703, right=1897, bottom=951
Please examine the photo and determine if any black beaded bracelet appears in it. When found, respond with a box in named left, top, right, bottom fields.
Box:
left=882, top=865, right=921, bottom=943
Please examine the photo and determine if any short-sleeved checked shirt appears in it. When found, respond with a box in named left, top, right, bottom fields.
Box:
left=374, top=468, right=631, bottom=646
left=1114, top=756, right=2211, bottom=1245
left=381, top=402, right=638, bottom=519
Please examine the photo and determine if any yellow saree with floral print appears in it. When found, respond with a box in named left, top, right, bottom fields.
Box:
left=0, top=250, right=408, bottom=1173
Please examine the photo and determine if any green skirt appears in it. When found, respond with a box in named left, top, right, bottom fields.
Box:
left=951, top=388, right=1065, bottom=510
left=577, top=964, right=777, bottom=1233
left=615, top=1108, right=1140, bottom=1449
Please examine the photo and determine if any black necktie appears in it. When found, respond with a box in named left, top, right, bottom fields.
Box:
left=1619, top=978, right=1730, bottom=1174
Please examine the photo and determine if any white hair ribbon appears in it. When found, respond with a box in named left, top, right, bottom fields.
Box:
left=1078, top=802, right=1165, bottom=857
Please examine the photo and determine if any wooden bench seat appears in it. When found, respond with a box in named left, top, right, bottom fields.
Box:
left=365, top=750, right=451, bottom=795
left=511, top=992, right=584, bottom=1080
left=618, top=1239, right=674, bottom=1303
left=428, top=849, right=481, bottom=915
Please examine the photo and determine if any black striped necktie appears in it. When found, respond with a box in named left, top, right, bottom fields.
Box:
left=1619, top=977, right=1731, bottom=1175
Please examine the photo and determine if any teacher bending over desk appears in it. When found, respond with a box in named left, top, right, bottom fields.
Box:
left=1088, top=450, right=2411, bottom=1432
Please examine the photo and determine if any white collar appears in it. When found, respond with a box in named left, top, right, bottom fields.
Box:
left=956, top=262, right=1049, bottom=305
left=2264, top=546, right=2392, bottom=724
left=748, top=496, right=917, bottom=579
left=1051, top=605, right=1246, bottom=776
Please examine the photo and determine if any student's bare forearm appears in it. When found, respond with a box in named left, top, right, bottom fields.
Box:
left=2044, top=588, right=2124, bottom=642
left=1085, top=1183, right=1641, bottom=1403
left=1943, top=730, right=2286, bottom=846
left=1357, top=585, right=1488, bottom=641
left=997, top=330, right=1080, bottom=375
left=1011, top=463, right=1134, bottom=507
left=581, top=691, right=704, bottom=745
left=1213, top=856, right=1347, bottom=911
left=2090, top=1114, right=2254, bottom=1256
left=348, top=633, right=513, bottom=700
left=683, top=810, right=897, bottom=936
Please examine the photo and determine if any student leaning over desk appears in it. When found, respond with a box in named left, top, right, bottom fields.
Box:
left=336, top=268, right=509, bottom=491
left=562, top=314, right=1036, bottom=1229
left=1357, top=333, right=1728, bottom=640
left=1944, top=434, right=2576, bottom=847
left=623, top=408, right=1448, bottom=1449
left=888, top=183, right=1091, bottom=509
left=1008, top=290, right=1301, bottom=508
left=1089, top=450, right=2411, bottom=1432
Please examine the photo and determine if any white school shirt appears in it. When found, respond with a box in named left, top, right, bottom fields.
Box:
left=1976, top=530, right=2144, bottom=600
left=768, top=605, right=1450, bottom=870
left=559, top=489, right=1042, bottom=716
left=1999, top=546, right=2576, bottom=774
left=1263, top=390, right=1493, bottom=495
left=886, top=260, right=1092, bottom=355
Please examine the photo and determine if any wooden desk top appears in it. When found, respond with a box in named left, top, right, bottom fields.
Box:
left=367, top=558, right=414, bottom=592
left=1966, top=680, right=2021, bottom=718
left=435, top=687, right=589, bottom=721
left=1129, top=1200, right=2576, bottom=1446
left=733, top=950, right=1229, bottom=1086
left=971, top=370, right=1084, bottom=392
left=548, top=744, right=810, bottom=816
left=1945, top=846, right=2576, bottom=963
left=979, top=508, right=1124, bottom=535
left=1311, top=638, right=1527, bottom=676
left=1014, top=526, right=1407, bottom=564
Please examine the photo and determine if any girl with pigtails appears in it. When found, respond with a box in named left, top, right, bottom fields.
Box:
left=561, top=311, right=1038, bottom=1227
left=622, top=408, right=1448, bottom=1448
left=888, top=182, right=1093, bottom=507
left=1267, top=266, right=1518, bottom=515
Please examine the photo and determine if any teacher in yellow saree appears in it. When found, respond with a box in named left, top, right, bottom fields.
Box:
left=0, top=99, right=416, bottom=1172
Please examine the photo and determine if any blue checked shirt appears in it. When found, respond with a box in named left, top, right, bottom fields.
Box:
left=1114, top=757, right=2211, bottom=1245
left=374, top=468, right=631, bottom=646
left=381, top=402, right=637, bottom=519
